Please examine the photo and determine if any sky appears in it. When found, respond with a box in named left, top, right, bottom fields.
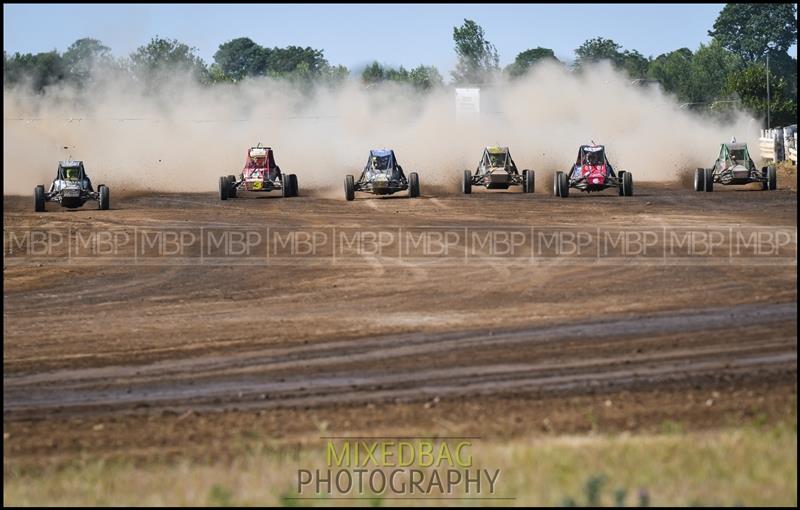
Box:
left=3, top=3, right=798, bottom=75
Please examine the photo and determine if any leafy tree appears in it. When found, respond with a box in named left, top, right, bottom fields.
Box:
left=361, top=62, right=409, bottom=85
left=505, top=47, right=559, bottom=78
left=212, top=37, right=269, bottom=80
left=451, top=19, right=499, bottom=85
left=765, top=51, right=798, bottom=98
left=575, top=37, right=624, bottom=67
left=3, top=50, right=66, bottom=91
left=726, top=63, right=797, bottom=125
left=318, top=63, right=350, bottom=88
left=268, top=46, right=327, bottom=74
left=361, top=61, right=442, bottom=91
left=575, top=37, right=650, bottom=78
left=130, top=36, right=209, bottom=84
left=620, top=49, right=650, bottom=79
left=408, top=65, right=444, bottom=90
left=213, top=39, right=333, bottom=85
left=647, top=48, right=694, bottom=101
left=62, top=38, right=113, bottom=83
left=208, top=63, right=235, bottom=84
left=361, top=61, right=386, bottom=85
left=709, top=3, right=798, bottom=63
left=688, top=39, right=742, bottom=103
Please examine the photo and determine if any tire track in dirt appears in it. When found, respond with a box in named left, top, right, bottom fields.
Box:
left=4, top=301, right=795, bottom=418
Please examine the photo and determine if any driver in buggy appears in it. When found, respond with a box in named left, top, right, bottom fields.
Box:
left=371, top=155, right=389, bottom=171
left=367, top=152, right=405, bottom=179
left=586, top=151, right=603, bottom=166
left=245, top=151, right=281, bottom=181
left=585, top=149, right=616, bottom=177
left=51, top=163, right=94, bottom=192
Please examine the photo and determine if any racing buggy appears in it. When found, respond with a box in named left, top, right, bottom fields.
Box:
left=553, top=144, right=633, bottom=197
left=34, top=160, right=109, bottom=212
left=219, top=144, right=298, bottom=200
left=344, top=149, right=420, bottom=201
left=462, top=146, right=534, bottom=194
left=693, top=142, right=776, bottom=192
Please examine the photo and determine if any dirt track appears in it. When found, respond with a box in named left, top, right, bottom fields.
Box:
left=3, top=181, right=797, bottom=467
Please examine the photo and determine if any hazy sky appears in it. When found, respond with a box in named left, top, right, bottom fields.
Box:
left=4, top=3, right=797, bottom=74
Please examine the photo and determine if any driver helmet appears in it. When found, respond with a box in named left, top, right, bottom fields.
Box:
left=65, top=167, right=79, bottom=180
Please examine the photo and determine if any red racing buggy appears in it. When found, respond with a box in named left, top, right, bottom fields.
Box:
left=553, top=144, right=633, bottom=197
left=219, top=144, right=298, bottom=200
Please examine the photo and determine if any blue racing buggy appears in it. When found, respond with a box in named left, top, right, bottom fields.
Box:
left=344, top=149, right=420, bottom=201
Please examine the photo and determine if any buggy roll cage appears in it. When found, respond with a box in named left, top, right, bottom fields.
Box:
left=478, top=147, right=519, bottom=174
left=244, top=145, right=278, bottom=170
left=56, top=161, right=87, bottom=181
left=718, top=143, right=753, bottom=167
left=575, top=146, right=610, bottom=166
left=361, top=149, right=406, bottom=180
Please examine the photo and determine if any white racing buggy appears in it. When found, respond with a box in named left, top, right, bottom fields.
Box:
left=694, top=142, right=776, bottom=192
left=34, top=160, right=109, bottom=212
left=462, top=146, right=534, bottom=194
left=219, top=144, right=298, bottom=200
left=344, top=149, right=420, bottom=201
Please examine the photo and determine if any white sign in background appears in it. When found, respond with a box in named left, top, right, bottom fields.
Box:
left=455, top=88, right=480, bottom=117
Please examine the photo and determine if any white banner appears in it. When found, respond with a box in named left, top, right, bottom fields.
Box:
left=455, top=88, right=480, bottom=117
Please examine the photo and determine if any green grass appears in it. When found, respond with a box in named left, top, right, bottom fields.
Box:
left=4, top=422, right=796, bottom=506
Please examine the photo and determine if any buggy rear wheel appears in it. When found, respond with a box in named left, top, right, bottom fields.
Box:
left=34, top=185, right=45, bottom=212
left=98, top=185, right=110, bottom=210
left=290, top=174, right=299, bottom=196
left=767, top=166, right=777, bottom=190
left=409, top=172, right=420, bottom=198
left=622, top=171, right=633, bottom=196
left=522, top=169, right=534, bottom=193
left=219, top=176, right=229, bottom=200
left=345, top=175, right=355, bottom=201
left=462, top=170, right=472, bottom=194
left=704, top=168, right=714, bottom=192
left=694, top=168, right=705, bottom=192
left=555, top=171, right=569, bottom=198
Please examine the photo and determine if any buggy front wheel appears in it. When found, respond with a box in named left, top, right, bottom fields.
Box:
left=522, top=169, right=535, bottom=194
left=345, top=175, right=355, bottom=201
left=282, top=175, right=292, bottom=198
left=289, top=174, right=299, bottom=196
left=767, top=166, right=777, bottom=190
left=694, top=168, right=705, bottom=192
left=98, top=185, right=110, bottom=210
left=409, top=172, right=420, bottom=198
left=219, top=176, right=229, bottom=200
left=34, top=185, right=45, bottom=212
left=462, top=170, right=472, bottom=194
left=621, top=171, right=633, bottom=196
left=227, top=175, right=238, bottom=198
left=704, top=168, right=714, bottom=192
left=554, top=171, right=569, bottom=198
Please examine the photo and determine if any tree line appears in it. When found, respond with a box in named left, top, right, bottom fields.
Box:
left=3, top=3, right=797, bottom=124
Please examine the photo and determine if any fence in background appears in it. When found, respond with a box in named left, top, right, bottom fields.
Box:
left=759, top=126, right=797, bottom=164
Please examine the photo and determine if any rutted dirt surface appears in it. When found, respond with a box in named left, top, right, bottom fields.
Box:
left=3, top=183, right=797, bottom=467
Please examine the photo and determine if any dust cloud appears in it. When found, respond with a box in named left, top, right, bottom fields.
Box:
left=3, top=60, right=761, bottom=196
